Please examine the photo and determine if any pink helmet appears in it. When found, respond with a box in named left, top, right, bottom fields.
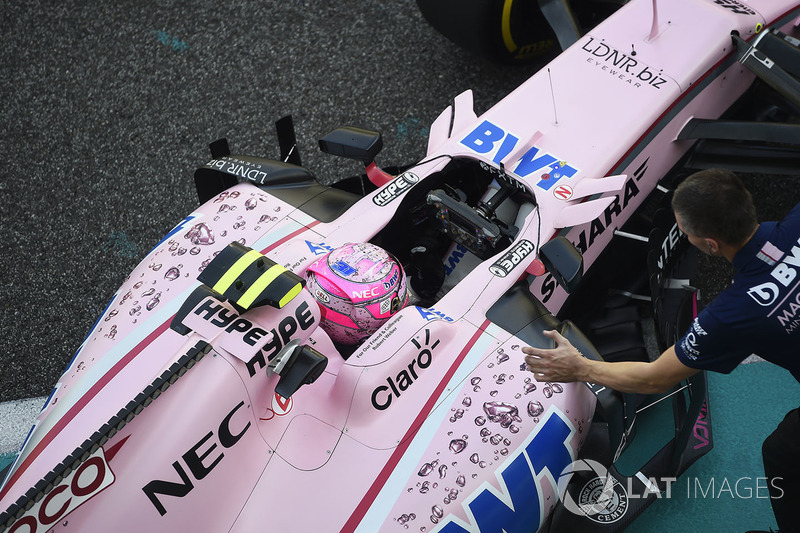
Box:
left=306, top=242, right=408, bottom=345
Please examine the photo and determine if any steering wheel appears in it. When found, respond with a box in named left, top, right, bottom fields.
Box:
left=426, top=179, right=521, bottom=259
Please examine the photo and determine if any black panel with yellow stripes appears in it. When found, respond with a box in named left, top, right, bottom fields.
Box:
left=197, top=242, right=304, bottom=310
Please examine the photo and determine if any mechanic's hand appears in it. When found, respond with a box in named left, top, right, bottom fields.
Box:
left=522, top=330, right=588, bottom=383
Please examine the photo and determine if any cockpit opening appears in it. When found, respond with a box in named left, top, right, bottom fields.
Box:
left=370, top=157, right=537, bottom=307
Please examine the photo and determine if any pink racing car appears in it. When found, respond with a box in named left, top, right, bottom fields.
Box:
left=2, top=0, right=799, bottom=531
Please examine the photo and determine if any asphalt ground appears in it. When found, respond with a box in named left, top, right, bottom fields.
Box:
left=2, top=2, right=798, bottom=412
left=1, top=0, right=540, bottom=403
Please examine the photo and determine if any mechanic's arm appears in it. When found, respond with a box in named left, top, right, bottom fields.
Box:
left=522, top=329, right=700, bottom=395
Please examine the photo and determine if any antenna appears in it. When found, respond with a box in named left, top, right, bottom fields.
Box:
left=547, top=68, right=559, bottom=125
left=648, top=0, right=660, bottom=41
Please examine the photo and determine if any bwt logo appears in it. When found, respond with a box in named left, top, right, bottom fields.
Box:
left=437, top=409, right=574, bottom=532
left=747, top=236, right=800, bottom=306
left=461, top=121, right=578, bottom=191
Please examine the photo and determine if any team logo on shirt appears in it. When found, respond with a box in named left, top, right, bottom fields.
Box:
left=679, top=318, right=708, bottom=360
left=748, top=282, right=781, bottom=306
left=756, top=241, right=784, bottom=267
left=746, top=237, right=800, bottom=307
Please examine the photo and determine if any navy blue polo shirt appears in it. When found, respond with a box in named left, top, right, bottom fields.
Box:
left=675, top=202, right=800, bottom=382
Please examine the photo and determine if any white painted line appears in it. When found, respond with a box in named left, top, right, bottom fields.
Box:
left=0, top=397, right=46, bottom=455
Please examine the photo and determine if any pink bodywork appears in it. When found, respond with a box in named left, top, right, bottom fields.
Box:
left=2, top=1, right=799, bottom=531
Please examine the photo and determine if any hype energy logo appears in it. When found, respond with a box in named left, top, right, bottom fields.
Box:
left=489, top=240, right=535, bottom=277
left=373, top=172, right=420, bottom=206
left=460, top=121, right=578, bottom=191
left=437, top=409, right=574, bottom=532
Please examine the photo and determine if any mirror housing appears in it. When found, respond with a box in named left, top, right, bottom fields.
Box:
left=319, top=127, right=383, bottom=165
left=539, top=237, right=583, bottom=293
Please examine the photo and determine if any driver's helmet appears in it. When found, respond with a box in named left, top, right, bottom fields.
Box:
left=306, top=242, right=408, bottom=345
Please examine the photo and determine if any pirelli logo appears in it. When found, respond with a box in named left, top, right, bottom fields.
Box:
left=198, top=242, right=304, bottom=310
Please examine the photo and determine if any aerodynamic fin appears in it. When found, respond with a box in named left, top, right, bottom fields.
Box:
left=553, top=196, right=617, bottom=229
left=426, top=104, right=452, bottom=156
left=733, top=30, right=800, bottom=109
left=197, top=242, right=304, bottom=311
left=677, top=29, right=800, bottom=174
left=194, top=139, right=238, bottom=204
left=538, top=236, right=583, bottom=293
left=450, top=90, right=478, bottom=138
left=319, top=127, right=393, bottom=187
left=570, top=174, right=628, bottom=200
left=276, top=115, right=302, bottom=166
left=170, top=285, right=224, bottom=335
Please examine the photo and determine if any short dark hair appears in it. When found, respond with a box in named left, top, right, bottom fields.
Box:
left=671, top=169, right=758, bottom=245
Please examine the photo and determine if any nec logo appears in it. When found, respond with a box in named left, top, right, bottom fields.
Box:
left=747, top=237, right=800, bottom=306
left=352, top=286, right=380, bottom=299
left=373, top=172, right=419, bottom=206
left=142, top=401, right=251, bottom=516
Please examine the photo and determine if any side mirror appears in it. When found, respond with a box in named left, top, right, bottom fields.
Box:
left=539, top=236, right=583, bottom=293
left=318, top=127, right=383, bottom=165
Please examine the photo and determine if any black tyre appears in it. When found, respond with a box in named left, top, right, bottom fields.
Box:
left=416, top=0, right=622, bottom=64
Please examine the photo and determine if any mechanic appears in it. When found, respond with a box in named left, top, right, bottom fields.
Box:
left=523, top=168, right=800, bottom=532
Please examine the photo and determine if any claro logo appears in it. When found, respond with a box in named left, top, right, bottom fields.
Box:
left=371, top=330, right=439, bottom=410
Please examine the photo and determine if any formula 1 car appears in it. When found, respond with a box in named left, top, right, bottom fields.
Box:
left=2, top=0, right=800, bottom=531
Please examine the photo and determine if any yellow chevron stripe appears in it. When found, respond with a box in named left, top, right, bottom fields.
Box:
left=278, top=283, right=304, bottom=308
left=212, top=249, right=264, bottom=294
left=237, top=264, right=286, bottom=309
